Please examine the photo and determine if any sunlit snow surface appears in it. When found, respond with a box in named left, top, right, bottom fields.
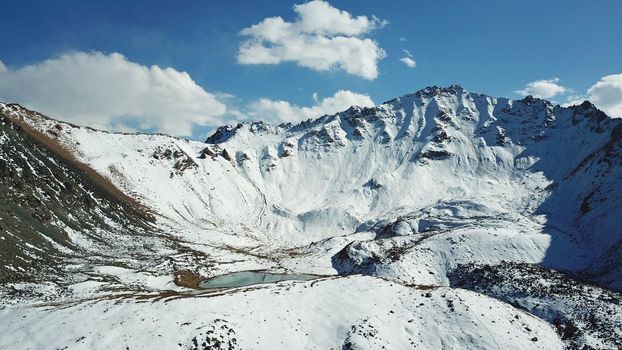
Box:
left=1, top=276, right=564, bottom=349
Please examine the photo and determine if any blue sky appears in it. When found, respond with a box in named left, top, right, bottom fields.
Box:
left=0, top=0, right=621, bottom=138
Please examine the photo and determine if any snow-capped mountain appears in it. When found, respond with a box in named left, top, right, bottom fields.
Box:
left=0, top=85, right=620, bottom=349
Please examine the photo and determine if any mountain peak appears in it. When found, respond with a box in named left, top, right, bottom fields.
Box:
left=409, top=84, right=466, bottom=98
left=380, top=85, right=475, bottom=106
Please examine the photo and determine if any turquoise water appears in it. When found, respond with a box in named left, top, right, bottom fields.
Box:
left=198, top=271, right=319, bottom=289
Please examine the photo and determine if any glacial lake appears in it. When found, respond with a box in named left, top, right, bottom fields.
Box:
left=198, top=271, right=320, bottom=289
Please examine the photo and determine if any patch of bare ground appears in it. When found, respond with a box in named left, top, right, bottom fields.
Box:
left=174, top=271, right=202, bottom=289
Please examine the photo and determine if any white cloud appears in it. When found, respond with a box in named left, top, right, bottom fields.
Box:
left=400, top=57, right=416, bottom=68
left=0, top=60, right=6, bottom=73
left=247, top=90, right=375, bottom=124
left=238, top=0, right=386, bottom=80
left=560, top=74, right=622, bottom=118
left=515, top=78, right=568, bottom=99
left=400, top=49, right=416, bottom=68
left=585, top=74, right=622, bottom=117
left=292, top=1, right=386, bottom=36
left=0, top=52, right=227, bottom=136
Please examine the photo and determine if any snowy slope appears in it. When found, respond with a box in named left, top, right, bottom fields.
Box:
left=0, top=276, right=564, bottom=350
left=1, top=85, right=621, bottom=349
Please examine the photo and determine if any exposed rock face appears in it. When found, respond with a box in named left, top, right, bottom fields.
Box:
left=221, top=148, right=233, bottom=161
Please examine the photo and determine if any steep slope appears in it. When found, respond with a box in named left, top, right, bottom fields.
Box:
left=1, top=85, right=621, bottom=349
left=0, top=104, right=188, bottom=302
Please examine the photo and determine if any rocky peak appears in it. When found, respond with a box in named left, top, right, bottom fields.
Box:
left=205, top=120, right=281, bottom=144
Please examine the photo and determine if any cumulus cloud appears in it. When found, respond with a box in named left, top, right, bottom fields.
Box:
left=515, top=78, right=568, bottom=99
left=247, top=90, right=375, bottom=124
left=584, top=74, right=622, bottom=117
left=0, top=52, right=227, bottom=136
left=400, top=49, right=416, bottom=68
left=562, top=74, right=622, bottom=118
left=238, top=0, right=386, bottom=80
